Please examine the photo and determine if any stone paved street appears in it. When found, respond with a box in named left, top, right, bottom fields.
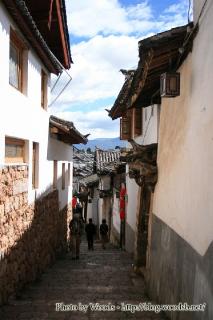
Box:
left=0, top=239, right=166, bottom=320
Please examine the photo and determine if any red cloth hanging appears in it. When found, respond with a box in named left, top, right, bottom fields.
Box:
left=120, top=209, right=125, bottom=220
left=72, top=196, right=77, bottom=209
left=119, top=187, right=126, bottom=220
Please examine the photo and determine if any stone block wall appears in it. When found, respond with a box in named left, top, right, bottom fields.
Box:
left=148, top=215, right=213, bottom=320
left=0, top=165, right=70, bottom=305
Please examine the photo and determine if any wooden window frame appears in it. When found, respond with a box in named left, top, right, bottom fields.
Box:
left=133, top=107, right=143, bottom=137
left=68, top=163, right=71, bottom=186
left=41, top=69, right=48, bottom=109
left=62, top=163, right=65, bottom=190
left=32, top=142, right=39, bottom=189
left=53, top=160, right=58, bottom=189
left=9, top=29, right=26, bottom=92
left=5, top=137, right=25, bottom=163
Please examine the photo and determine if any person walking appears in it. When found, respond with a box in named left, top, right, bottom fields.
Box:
left=100, top=219, right=109, bottom=249
left=85, top=218, right=96, bottom=250
left=69, top=211, right=84, bottom=259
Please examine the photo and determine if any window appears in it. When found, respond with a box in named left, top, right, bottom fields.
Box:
left=9, top=29, right=25, bottom=92
left=41, top=70, right=48, bottom=109
left=62, top=163, right=65, bottom=190
left=134, top=108, right=142, bottom=137
left=32, top=142, right=39, bottom=189
left=53, top=160, right=58, bottom=189
left=5, top=137, right=25, bottom=163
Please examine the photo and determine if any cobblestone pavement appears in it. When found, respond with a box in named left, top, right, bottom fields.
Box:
left=0, top=239, right=167, bottom=320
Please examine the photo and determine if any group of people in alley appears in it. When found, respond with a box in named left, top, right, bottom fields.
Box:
left=69, top=196, right=109, bottom=259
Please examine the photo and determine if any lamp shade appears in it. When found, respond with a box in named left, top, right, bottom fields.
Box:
left=160, top=72, right=180, bottom=97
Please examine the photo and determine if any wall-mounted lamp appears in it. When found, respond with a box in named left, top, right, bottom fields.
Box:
left=160, top=72, right=180, bottom=97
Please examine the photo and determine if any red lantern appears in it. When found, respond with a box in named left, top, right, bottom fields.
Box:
left=119, top=186, right=126, bottom=220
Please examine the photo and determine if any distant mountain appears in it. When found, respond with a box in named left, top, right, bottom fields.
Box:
left=75, top=137, right=126, bottom=151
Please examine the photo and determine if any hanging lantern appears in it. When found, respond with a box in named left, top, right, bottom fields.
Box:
left=160, top=72, right=180, bottom=97
left=119, top=186, right=126, bottom=220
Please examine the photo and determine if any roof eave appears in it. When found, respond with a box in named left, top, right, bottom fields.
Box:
left=109, top=70, right=135, bottom=120
left=129, top=24, right=191, bottom=108
left=57, top=0, right=72, bottom=68
left=49, top=117, right=88, bottom=145
left=3, top=0, right=63, bottom=75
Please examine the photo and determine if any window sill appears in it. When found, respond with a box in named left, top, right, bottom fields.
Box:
left=9, top=84, right=28, bottom=97
left=4, top=162, right=28, bottom=166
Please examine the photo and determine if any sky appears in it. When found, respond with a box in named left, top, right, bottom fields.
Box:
left=50, top=0, right=192, bottom=139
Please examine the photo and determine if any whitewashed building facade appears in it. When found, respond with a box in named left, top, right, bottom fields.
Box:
left=0, top=0, right=87, bottom=305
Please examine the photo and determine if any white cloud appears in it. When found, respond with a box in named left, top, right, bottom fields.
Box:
left=52, top=109, right=120, bottom=139
left=51, top=0, right=189, bottom=138
left=164, top=2, right=188, bottom=14
left=54, top=0, right=189, bottom=107
left=66, top=0, right=189, bottom=38
left=52, top=34, right=139, bottom=106
left=158, top=1, right=190, bottom=31
left=53, top=0, right=189, bottom=108
left=66, top=0, right=153, bottom=38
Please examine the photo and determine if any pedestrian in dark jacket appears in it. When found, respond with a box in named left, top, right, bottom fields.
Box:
left=100, top=219, right=109, bottom=249
left=69, top=212, right=84, bottom=259
left=85, top=218, right=96, bottom=250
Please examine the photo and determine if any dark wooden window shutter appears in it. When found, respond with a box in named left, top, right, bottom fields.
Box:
left=120, top=112, right=131, bottom=140
left=134, top=108, right=142, bottom=136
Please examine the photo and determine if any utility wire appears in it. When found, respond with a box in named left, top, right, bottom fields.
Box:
left=49, top=77, right=72, bottom=107
left=142, top=110, right=153, bottom=145
left=175, top=0, right=209, bottom=70
left=188, top=0, right=192, bottom=23
left=48, top=53, right=72, bottom=107
left=51, top=72, right=62, bottom=93
left=197, top=0, right=208, bottom=22
left=141, top=1, right=209, bottom=144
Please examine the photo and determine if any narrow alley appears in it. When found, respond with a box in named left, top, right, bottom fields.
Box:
left=0, top=1, right=212, bottom=319
left=0, top=239, right=166, bottom=320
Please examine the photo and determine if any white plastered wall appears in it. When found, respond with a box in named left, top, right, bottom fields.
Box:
left=112, top=193, right=120, bottom=234
left=0, top=3, right=73, bottom=210
left=153, top=0, right=213, bottom=256
left=126, top=105, right=158, bottom=237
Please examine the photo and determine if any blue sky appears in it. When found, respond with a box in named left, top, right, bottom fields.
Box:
left=51, top=0, right=191, bottom=139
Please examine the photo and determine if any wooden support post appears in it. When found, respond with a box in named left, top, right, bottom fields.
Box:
left=134, top=186, right=152, bottom=269
left=146, top=192, right=154, bottom=270
left=134, top=186, right=144, bottom=267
